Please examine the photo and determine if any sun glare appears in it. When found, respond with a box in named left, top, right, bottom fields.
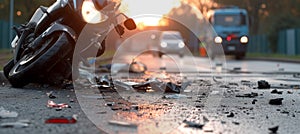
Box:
left=120, top=0, right=181, bottom=26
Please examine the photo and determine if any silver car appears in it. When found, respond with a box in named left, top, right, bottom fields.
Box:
left=157, top=31, right=185, bottom=58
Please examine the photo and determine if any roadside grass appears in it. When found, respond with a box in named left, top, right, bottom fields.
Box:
left=247, top=53, right=300, bottom=60
left=95, top=50, right=116, bottom=65
left=0, top=49, right=13, bottom=70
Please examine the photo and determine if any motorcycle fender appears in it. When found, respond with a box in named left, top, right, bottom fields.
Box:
left=41, top=23, right=77, bottom=42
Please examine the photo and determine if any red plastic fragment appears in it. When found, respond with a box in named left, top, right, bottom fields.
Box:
left=45, top=116, right=77, bottom=124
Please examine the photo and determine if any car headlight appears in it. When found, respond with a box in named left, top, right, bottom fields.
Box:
left=81, top=0, right=108, bottom=24
left=214, top=36, right=222, bottom=44
left=178, top=41, right=185, bottom=48
left=240, top=36, right=248, bottom=44
left=160, top=42, right=167, bottom=48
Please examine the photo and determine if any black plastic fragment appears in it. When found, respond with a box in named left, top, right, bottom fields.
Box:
left=258, top=80, right=270, bottom=89
left=269, top=98, right=283, bottom=105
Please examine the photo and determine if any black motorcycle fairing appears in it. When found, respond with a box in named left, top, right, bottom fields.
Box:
left=35, top=0, right=74, bottom=35
left=41, top=23, right=77, bottom=42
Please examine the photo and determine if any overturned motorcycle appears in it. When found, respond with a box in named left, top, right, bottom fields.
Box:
left=3, top=0, right=136, bottom=88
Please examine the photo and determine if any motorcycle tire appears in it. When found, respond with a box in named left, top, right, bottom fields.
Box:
left=8, top=32, right=74, bottom=88
left=3, top=59, right=15, bottom=79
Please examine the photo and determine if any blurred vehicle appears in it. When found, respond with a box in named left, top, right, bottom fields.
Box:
left=207, top=6, right=249, bottom=59
left=157, top=31, right=185, bottom=58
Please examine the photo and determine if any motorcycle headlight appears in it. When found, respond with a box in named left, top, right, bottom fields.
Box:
left=214, top=36, right=222, bottom=44
left=81, top=0, right=108, bottom=24
left=178, top=41, right=185, bottom=48
left=240, top=36, right=248, bottom=44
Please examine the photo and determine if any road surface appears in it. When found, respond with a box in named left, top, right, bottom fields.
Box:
left=1, top=55, right=300, bottom=134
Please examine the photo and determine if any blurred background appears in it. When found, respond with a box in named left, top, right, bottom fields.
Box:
left=1, top=0, right=300, bottom=59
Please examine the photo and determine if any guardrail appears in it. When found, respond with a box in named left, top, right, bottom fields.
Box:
left=0, top=20, right=11, bottom=49
left=248, top=28, right=300, bottom=55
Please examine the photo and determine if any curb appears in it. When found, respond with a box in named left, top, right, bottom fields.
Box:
left=245, top=57, right=300, bottom=64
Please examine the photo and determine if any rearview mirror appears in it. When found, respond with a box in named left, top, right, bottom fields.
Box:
left=124, top=18, right=136, bottom=30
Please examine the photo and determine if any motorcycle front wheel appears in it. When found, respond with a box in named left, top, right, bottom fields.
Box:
left=8, top=32, right=74, bottom=88
left=3, top=59, right=15, bottom=79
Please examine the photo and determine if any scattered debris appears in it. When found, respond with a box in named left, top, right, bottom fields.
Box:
left=213, top=76, right=222, bottom=82
left=163, top=94, right=188, bottom=99
left=258, top=80, right=270, bottom=89
left=241, top=80, right=251, bottom=83
left=220, top=85, right=230, bottom=88
left=233, top=67, right=241, bottom=71
left=268, top=126, right=279, bottom=133
left=62, top=82, right=74, bottom=90
left=100, top=62, right=147, bottom=74
left=203, top=129, right=214, bottom=133
left=69, top=98, right=75, bottom=103
left=232, top=121, right=240, bottom=125
left=131, top=105, right=139, bottom=110
left=164, top=82, right=181, bottom=93
left=252, top=99, right=257, bottom=104
left=106, top=102, right=115, bottom=106
left=269, top=98, right=284, bottom=105
left=111, top=105, right=122, bottom=111
left=215, top=63, right=223, bottom=73
left=95, top=75, right=112, bottom=88
left=236, top=92, right=258, bottom=98
left=45, top=115, right=77, bottom=124
left=271, top=89, right=283, bottom=94
left=46, top=91, right=57, bottom=99
left=81, top=95, right=111, bottom=99
left=47, top=100, right=71, bottom=109
left=129, top=78, right=189, bottom=93
left=203, top=116, right=209, bottom=123
left=280, top=110, right=289, bottom=114
left=211, top=91, right=221, bottom=96
left=291, top=85, right=300, bottom=89
left=287, top=91, right=293, bottom=94
left=241, top=80, right=252, bottom=86
left=108, top=120, right=137, bottom=128
left=183, top=119, right=204, bottom=129
left=129, top=61, right=147, bottom=73
left=229, top=82, right=239, bottom=86
left=159, top=67, right=167, bottom=70
left=0, top=107, right=18, bottom=118
left=0, top=120, right=30, bottom=128
left=227, top=112, right=234, bottom=118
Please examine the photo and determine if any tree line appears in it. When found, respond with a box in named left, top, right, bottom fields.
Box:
left=0, top=0, right=55, bottom=23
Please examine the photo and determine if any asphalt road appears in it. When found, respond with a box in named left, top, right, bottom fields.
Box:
left=1, top=55, right=300, bottom=134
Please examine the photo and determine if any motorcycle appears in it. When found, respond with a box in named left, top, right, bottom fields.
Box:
left=3, top=0, right=136, bottom=88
